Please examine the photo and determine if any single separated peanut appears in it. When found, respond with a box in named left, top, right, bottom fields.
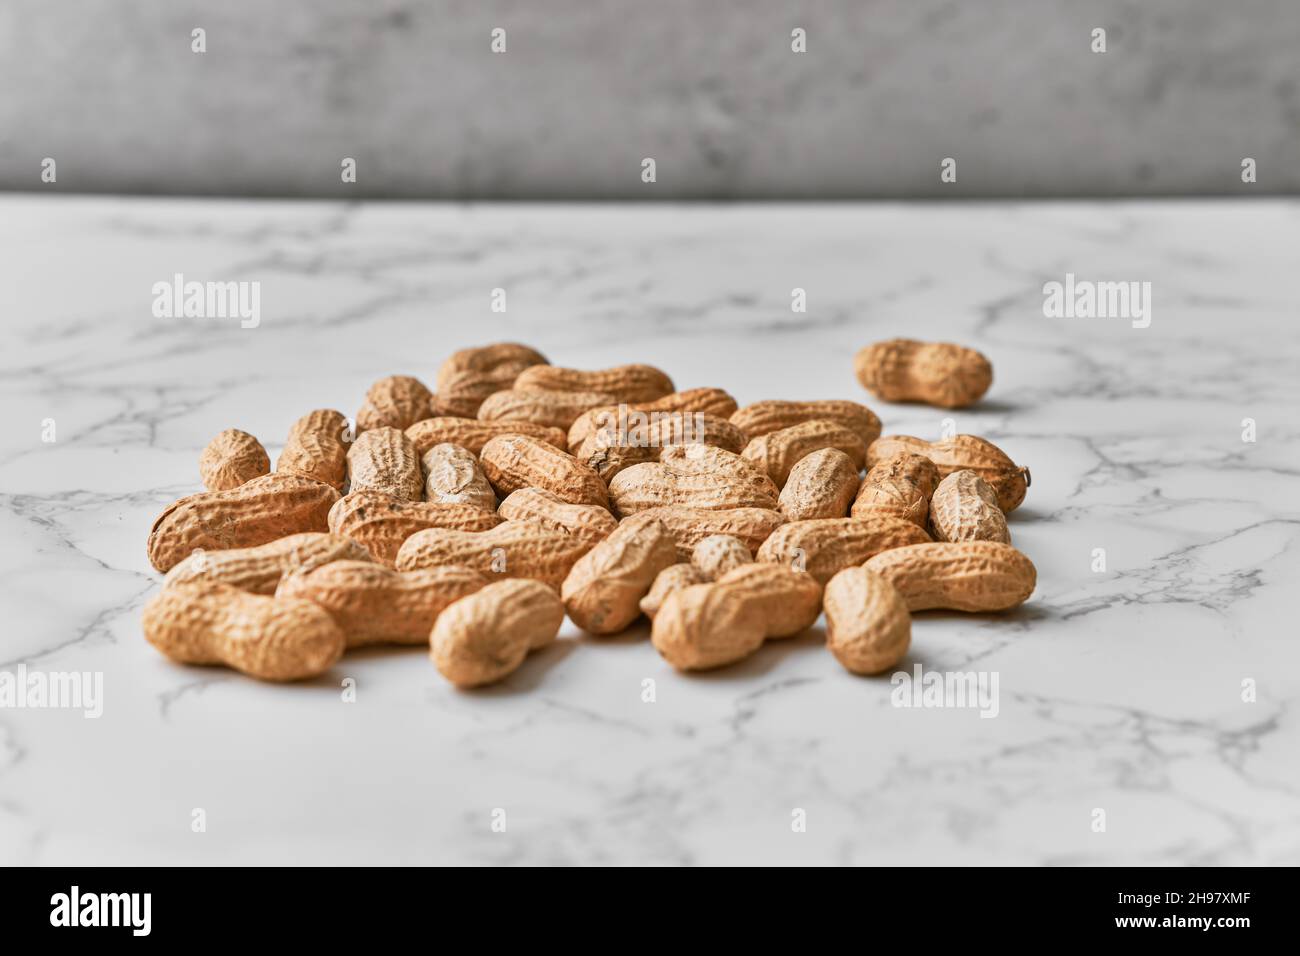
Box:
left=561, top=519, right=677, bottom=634
left=863, top=541, right=1036, bottom=612
left=277, top=561, right=489, bottom=646
left=755, top=516, right=931, bottom=584
left=690, top=535, right=752, bottom=580
left=479, top=435, right=609, bottom=507
left=199, top=429, right=269, bottom=491
left=730, top=399, right=881, bottom=448
left=421, top=443, right=496, bottom=510
left=651, top=564, right=822, bottom=671
left=567, top=388, right=740, bottom=453
left=867, top=434, right=1030, bottom=512
left=147, top=473, right=339, bottom=573
left=395, top=521, right=593, bottom=590
left=608, top=444, right=779, bottom=516
left=780, top=448, right=858, bottom=521
left=163, top=532, right=371, bottom=594
left=742, top=419, right=867, bottom=488
left=823, top=568, right=911, bottom=675
left=142, top=582, right=344, bottom=681
left=621, top=505, right=786, bottom=561
left=435, top=342, right=548, bottom=418
left=277, top=409, right=350, bottom=490
left=640, top=564, right=708, bottom=620
left=430, top=579, right=564, bottom=688
left=854, top=338, right=993, bottom=409
left=929, top=470, right=1009, bottom=543
left=406, top=417, right=567, bottom=456
left=346, top=426, right=423, bottom=501
left=356, top=375, right=437, bottom=432
left=478, top=388, right=620, bottom=431
left=497, top=487, right=618, bottom=550
left=514, top=363, right=675, bottom=404
left=328, top=489, right=503, bottom=566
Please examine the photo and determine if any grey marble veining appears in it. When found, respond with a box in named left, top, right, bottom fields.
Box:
left=0, top=195, right=1297, bottom=865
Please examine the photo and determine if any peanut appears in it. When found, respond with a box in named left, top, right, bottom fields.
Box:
left=730, top=399, right=881, bottom=448
left=851, top=477, right=929, bottom=528
left=575, top=412, right=749, bottom=483
left=929, top=470, right=1009, bottom=544
left=147, top=473, right=339, bottom=573
left=479, top=435, right=610, bottom=507
left=854, top=338, right=992, bottom=409
left=395, top=521, right=592, bottom=590
left=650, top=564, right=822, bottom=671
left=328, top=489, right=503, bottom=566
left=406, top=417, right=567, bottom=456
left=346, top=426, right=423, bottom=501
left=277, top=409, right=350, bottom=491
left=863, top=541, right=1036, bottom=612
left=514, top=363, right=674, bottom=404
left=608, top=444, right=779, bottom=516
left=142, top=581, right=344, bottom=681
left=277, top=561, right=489, bottom=646
left=690, top=535, right=752, bottom=580
left=478, top=388, right=620, bottom=430
left=742, top=419, right=867, bottom=487
left=421, top=443, right=496, bottom=510
left=755, top=516, right=931, bottom=584
left=779, top=448, right=858, bottom=521
left=867, top=434, right=1030, bottom=512
left=640, top=564, right=707, bottom=620
left=823, top=568, right=911, bottom=675
left=862, top=453, right=940, bottom=499
left=430, top=579, right=564, bottom=688
left=496, top=487, right=618, bottom=550
left=356, top=375, right=436, bottom=432
left=567, top=388, right=739, bottom=452
left=199, top=429, right=270, bottom=491
left=561, top=519, right=677, bottom=634
left=621, top=505, right=785, bottom=561
left=435, top=342, right=548, bottom=418
left=163, top=532, right=371, bottom=594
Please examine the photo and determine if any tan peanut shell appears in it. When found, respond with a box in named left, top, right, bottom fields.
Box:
left=867, top=434, right=1030, bottom=512
left=575, top=412, right=749, bottom=483
left=567, top=388, right=740, bottom=452
left=199, top=429, right=270, bottom=491
left=929, top=470, right=1010, bottom=544
left=496, top=487, right=618, bottom=550
left=147, top=473, right=339, bottom=573
left=622, top=506, right=786, bottom=561
left=406, top=417, right=567, bottom=456
left=863, top=541, right=1036, bottom=612
left=395, top=521, right=593, bottom=590
left=421, top=443, right=496, bottom=510
left=430, top=579, right=564, bottom=687
left=823, top=568, right=911, bottom=675
left=277, top=409, right=350, bottom=490
left=277, top=561, right=489, bottom=646
left=640, top=564, right=708, bottom=620
left=142, top=581, right=344, bottom=681
left=435, top=342, right=548, bottom=418
left=514, top=363, right=674, bottom=404
left=742, top=419, right=867, bottom=487
left=346, top=426, right=424, bottom=501
left=561, top=519, right=677, bottom=634
left=690, top=535, right=752, bottom=580
left=780, top=448, right=858, bottom=521
left=608, top=444, right=779, bottom=516
left=851, top=477, right=929, bottom=528
left=478, top=388, right=620, bottom=430
left=163, top=532, right=371, bottom=594
left=730, top=400, right=882, bottom=447
left=713, top=564, right=823, bottom=638
left=755, top=516, right=931, bottom=584
left=863, top=453, right=940, bottom=500
left=854, top=338, right=993, bottom=409
left=328, top=489, right=503, bottom=566
left=479, top=435, right=609, bottom=507
left=356, top=375, right=436, bottom=432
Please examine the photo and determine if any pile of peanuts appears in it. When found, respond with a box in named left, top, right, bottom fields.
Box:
left=143, top=339, right=1035, bottom=687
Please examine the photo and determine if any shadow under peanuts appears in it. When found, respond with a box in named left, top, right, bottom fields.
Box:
left=676, top=625, right=830, bottom=683
left=466, top=638, right=580, bottom=696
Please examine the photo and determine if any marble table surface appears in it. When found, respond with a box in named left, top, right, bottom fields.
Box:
left=1, top=195, right=1297, bottom=866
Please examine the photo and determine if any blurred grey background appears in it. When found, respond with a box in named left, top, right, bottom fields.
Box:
left=1, top=0, right=1297, bottom=198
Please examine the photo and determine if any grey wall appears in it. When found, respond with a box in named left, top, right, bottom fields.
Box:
left=1, top=0, right=1297, bottom=198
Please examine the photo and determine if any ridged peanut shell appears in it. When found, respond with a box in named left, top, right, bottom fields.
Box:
left=651, top=584, right=767, bottom=672
left=561, top=519, right=677, bottom=634
left=328, top=490, right=503, bottom=566
left=345, top=426, right=423, bottom=501
left=640, top=564, right=708, bottom=620
left=575, top=412, right=749, bottom=482
left=480, top=435, right=609, bottom=507
left=823, top=568, right=911, bottom=675
left=422, top=443, right=496, bottom=509
left=496, top=487, right=618, bottom=550
left=730, top=400, right=881, bottom=447
left=755, top=516, right=931, bottom=584
left=854, top=339, right=992, bottom=409
left=142, top=582, right=344, bottom=681
left=851, top=477, right=929, bottom=528
left=435, top=343, right=549, bottom=418
left=395, top=521, right=593, bottom=590
left=515, top=363, right=674, bottom=404
left=163, top=532, right=371, bottom=594
left=779, top=448, right=859, bottom=520
left=714, top=563, right=823, bottom=638
left=567, top=388, right=739, bottom=452
left=867, top=435, right=1030, bottom=512
left=406, top=417, right=567, bottom=456
left=621, top=506, right=786, bottom=561
left=930, top=470, right=1010, bottom=543
left=690, top=535, right=752, bottom=580
left=430, top=579, right=564, bottom=688
left=863, top=541, right=1036, bottom=612
left=609, top=445, right=779, bottom=516
left=356, top=375, right=436, bottom=432
left=277, top=409, right=350, bottom=490
left=147, top=473, right=339, bottom=573
left=863, top=453, right=940, bottom=500
left=478, top=388, right=620, bottom=430
left=742, top=419, right=867, bottom=487
left=199, top=429, right=270, bottom=491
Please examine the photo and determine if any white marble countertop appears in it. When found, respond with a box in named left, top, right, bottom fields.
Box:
left=1, top=196, right=1297, bottom=866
